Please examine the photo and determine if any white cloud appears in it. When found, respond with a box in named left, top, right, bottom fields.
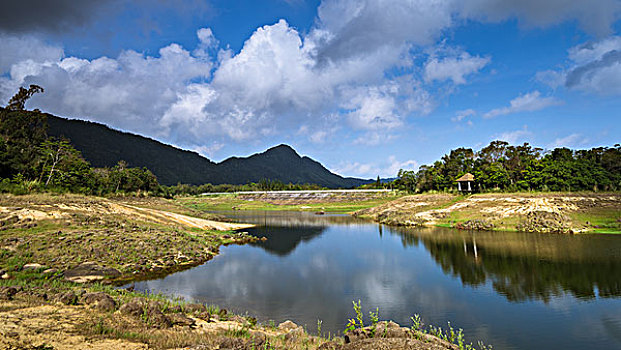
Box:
left=1, top=30, right=214, bottom=140
left=2, top=0, right=617, bottom=152
left=564, top=36, right=621, bottom=95
left=537, top=37, right=621, bottom=96
left=385, top=155, right=419, bottom=176
left=548, top=133, right=589, bottom=148
left=334, top=155, right=418, bottom=178
left=424, top=52, right=490, bottom=85
left=334, top=161, right=380, bottom=178
left=451, top=109, right=476, bottom=122
left=494, top=125, right=532, bottom=144
left=483, top=91, right=562, bottom=118
left=191, top=142, right=224, bottom=158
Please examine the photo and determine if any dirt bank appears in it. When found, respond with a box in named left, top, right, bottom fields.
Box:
left=0, top=194, right=255, bottom=283
left=354, top=192, right=621, bottom=233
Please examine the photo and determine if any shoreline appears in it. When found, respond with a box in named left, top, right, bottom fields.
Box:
left=0, top=193, right=469, bottom=350
left=353, top=192, right=621, bottom=234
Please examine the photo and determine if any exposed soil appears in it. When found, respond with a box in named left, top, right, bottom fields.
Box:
left=235, top=191, right=393, bottom=205
left=355, top=192, right=621, bottom=233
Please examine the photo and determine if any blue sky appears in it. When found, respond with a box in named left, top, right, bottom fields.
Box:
left=1, top=0, right=620, bottom=179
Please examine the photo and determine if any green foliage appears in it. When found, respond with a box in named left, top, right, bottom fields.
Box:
left=6, top=84, right=44, bottom=111
left=344, top=301, right=492, bottom=349
left=0, top=86, right=164, bottom=196
left=47, top=115, right=370, bottom=188
left=392, top=140, right=621, bottom=193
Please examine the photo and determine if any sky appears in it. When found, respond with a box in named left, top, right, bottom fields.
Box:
left=0, top=0, right=620, bottom=179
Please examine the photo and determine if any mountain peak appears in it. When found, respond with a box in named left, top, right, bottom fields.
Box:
left=264, top=144, right=298, bottom=156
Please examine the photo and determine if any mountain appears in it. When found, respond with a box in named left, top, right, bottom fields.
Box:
left=46, top=115, right=370, bottom=188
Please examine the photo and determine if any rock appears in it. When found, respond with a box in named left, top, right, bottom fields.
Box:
left=119, top=300, right=144, bottom=317
left=344, top=321, right=410, bottom=343
left=64, top=262, right=121, bottom=283
left=169, top=313, right=196, bottom=328
left=145, top=302, right=171, bottom=328
left=284, top=326, right=305, bottom=342
left=23, top=263, right=46, bottom=271
left=1, top=272, right=9, bottom=279
left=57, top=291, right=77, bottom=305
left=217, top=337, right=245, bottom=349
left=278, top=320, right=299, bottom=331
left=82, top=292, right=116, bottom=312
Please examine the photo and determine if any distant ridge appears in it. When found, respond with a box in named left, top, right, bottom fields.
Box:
left=46, top=115, right=371, bottom=188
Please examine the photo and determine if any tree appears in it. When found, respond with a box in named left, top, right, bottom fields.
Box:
left=6, top=85, right=44, bottom=111
left=37, top=139, right=92, bottom=190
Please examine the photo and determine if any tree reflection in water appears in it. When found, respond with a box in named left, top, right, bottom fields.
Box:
left=387, top=226, right=621, bottom=302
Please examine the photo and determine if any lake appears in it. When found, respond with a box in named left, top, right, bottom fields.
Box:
left=130, top=211, right=621, bottom=349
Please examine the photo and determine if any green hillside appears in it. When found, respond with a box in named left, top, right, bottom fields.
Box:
left=46, top=115, right=369, bottom=188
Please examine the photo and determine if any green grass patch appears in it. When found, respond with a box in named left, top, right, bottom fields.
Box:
left=177, top=195, right=403, bottom=214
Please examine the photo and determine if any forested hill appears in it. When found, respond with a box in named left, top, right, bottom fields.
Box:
left=46, top=115, right=369, bottom=187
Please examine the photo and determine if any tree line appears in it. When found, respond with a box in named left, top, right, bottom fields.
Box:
left=0, top=85, right=159, bottom=196
left=393, top=140, right=621, bottom=193
left=2, top=85, right=619, bottom=197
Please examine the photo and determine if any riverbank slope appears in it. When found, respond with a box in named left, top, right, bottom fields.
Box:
left=354, top=192, right=621, bottom=233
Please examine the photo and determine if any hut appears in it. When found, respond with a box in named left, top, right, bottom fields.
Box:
left=456, top=173, right=475, bottom=192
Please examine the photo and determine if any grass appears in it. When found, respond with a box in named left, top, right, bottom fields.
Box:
left=344, top=300, right=493, bottom=350
left=0, top=194, right=257, bottom=282
left=358, top=191, right=621, bottom=234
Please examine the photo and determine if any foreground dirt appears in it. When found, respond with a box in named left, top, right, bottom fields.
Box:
left=0, top=289, right=460, bottom=350
left=355, top=192, right=621, bottom=233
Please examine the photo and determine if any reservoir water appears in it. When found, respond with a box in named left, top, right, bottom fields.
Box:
left=131, top=211, right=621, bottom=349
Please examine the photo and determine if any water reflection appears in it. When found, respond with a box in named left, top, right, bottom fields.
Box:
left=131, top=211, right=621, bottom=350
left=248, top=225, right=327, bottom=256
left=388, top=227, right=621, bottom=302
left=224, top=211, right=368, bottom=256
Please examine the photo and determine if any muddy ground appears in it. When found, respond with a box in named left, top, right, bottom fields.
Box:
left=354, top=192, right=621, bottom=233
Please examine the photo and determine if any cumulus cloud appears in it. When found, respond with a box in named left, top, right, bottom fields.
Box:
left=2, top=0, right=615, bottom=154
left=314, top=0, right=453, bottom=64
left=483, top=91, right=562, bottom=118
left=537, top=36, right=621, bottom=96
left=424, top=52, right=490, bottom=85
left=1, top=31, right=213, bottom=139
left=334, top=155, right=418, bottom=178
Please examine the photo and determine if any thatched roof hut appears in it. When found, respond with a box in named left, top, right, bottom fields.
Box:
left=456, top=173, right=475, bottom=182
left=456, top=173, right=475, bottom=192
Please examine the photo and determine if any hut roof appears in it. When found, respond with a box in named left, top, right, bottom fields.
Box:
left=456, top=173, right=475, bottom=182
